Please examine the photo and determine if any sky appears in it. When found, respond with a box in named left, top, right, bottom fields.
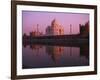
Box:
left=22, top=11, right=89, bottom=35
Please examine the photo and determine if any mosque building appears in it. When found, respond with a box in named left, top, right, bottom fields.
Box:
left=46, top=19, right=64, bottom=36
left=30, top=24, right=43, bottom=37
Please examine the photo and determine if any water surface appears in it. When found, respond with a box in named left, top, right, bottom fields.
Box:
left=22, top=44, right=89, bottom=69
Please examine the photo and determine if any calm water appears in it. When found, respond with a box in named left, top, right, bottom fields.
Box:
left=22, top=44, right=89, bottom=69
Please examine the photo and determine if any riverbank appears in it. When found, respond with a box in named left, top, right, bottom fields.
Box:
left=23, top=38, right=89, bottom=47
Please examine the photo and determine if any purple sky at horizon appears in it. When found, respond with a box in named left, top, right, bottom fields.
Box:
left=22, top=11, right=89, bottom=35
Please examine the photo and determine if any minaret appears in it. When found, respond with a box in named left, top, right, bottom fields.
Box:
left=37, top=24, right=39, bottom=35
left=70, top=24, right=72, bottom=35
left=37, top=24, right=39, bottom=32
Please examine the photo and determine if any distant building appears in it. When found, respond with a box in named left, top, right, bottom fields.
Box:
left=79, top=21, right=89, bottom=37
left=30, top=24, right=43, bottom=37
left=23, top=33, right=27, bottom=39
left=46, top=19, right=64, bottom=36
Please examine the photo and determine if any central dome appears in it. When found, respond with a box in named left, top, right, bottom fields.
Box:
left=51, top=19, right=59, bottom=26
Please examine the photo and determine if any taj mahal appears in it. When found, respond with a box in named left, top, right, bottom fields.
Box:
left=46, top=19, right=64, bottom=36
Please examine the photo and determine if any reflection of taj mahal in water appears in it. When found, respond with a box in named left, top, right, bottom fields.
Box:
left=26, top=44, right=89, bottom=64
left=46, top=46, right=64, bottom=62
left=46, top=19, right=64, bottom=36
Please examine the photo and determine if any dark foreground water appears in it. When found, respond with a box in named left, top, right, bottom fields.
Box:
left=22, top=44, right=89, bottom=69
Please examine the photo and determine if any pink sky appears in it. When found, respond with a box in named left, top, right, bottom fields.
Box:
left=22, top=11, right=89, bottom=35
